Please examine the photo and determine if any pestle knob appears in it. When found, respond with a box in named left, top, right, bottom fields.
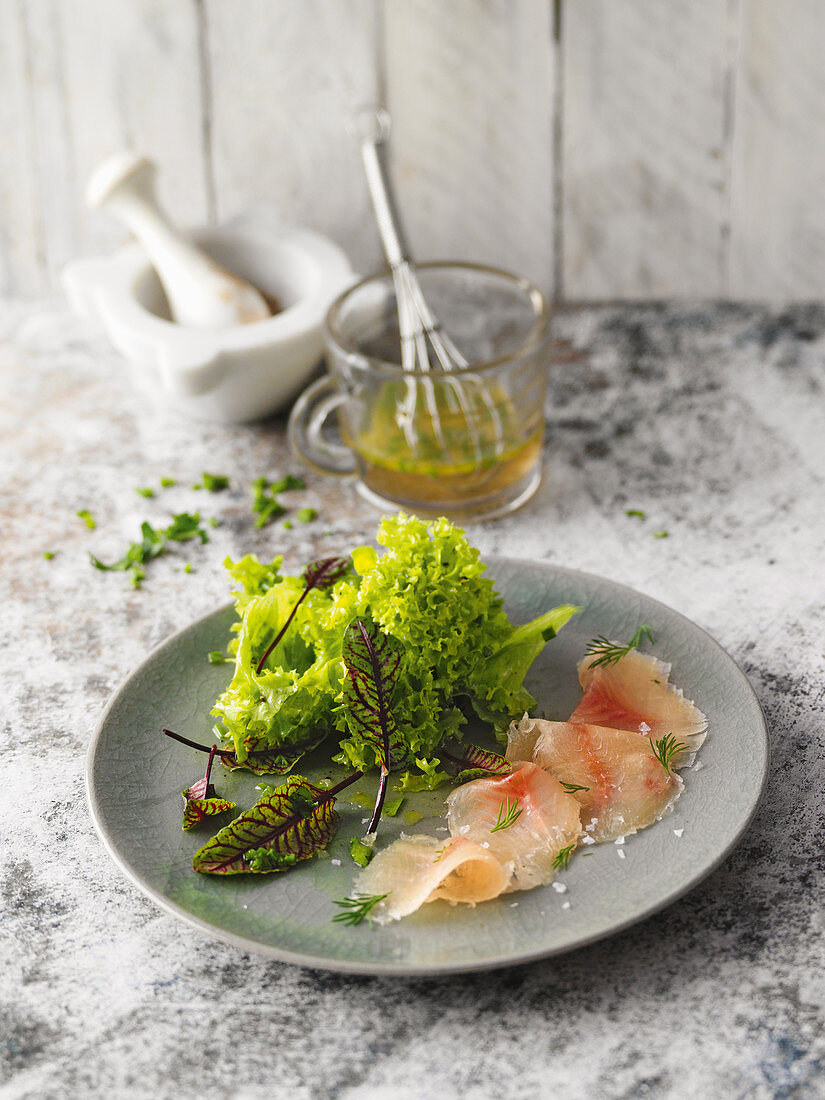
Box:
left=86, top=151, right=271, bottom=328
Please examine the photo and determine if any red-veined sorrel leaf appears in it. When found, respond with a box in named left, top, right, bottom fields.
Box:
left=442, top=743, right=515, bottom=785
left=343, top=618, right=405, bottom=832
left=228, top=730, right=327, bottom=776
left=181, top=782, right=236, bottom=831
left=192, top=776, right=338, bottom=875
left=255, top=556, right=350, bottom=675
left=181, top=744, right=236, bottom=830
left=163, top=727, right=324, bottom=777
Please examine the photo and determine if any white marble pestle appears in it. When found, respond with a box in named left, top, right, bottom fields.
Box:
left=86, top=151, right=271, bottom=328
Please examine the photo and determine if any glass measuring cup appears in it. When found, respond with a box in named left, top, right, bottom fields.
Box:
left=288, top=262, right=548, bottom=522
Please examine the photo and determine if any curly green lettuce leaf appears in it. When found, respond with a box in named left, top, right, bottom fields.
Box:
left=192, top=775, right=337, bottom=875
left=213, top=514, right=579, bottom=785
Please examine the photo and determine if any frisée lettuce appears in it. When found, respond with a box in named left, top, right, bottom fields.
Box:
left=211, top=513, right=580, bottom=785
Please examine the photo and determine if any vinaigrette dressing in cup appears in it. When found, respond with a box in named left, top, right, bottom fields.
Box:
left=288, top=262, right=548, bottom=522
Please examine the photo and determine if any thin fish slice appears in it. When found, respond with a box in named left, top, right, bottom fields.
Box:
left=571, top=648, right=707, bottom=763
left=352, top=834, right=511, bottom=924
left=446, top=762, right=582, bottom=890
left=506, top=717, right=682, bottom=842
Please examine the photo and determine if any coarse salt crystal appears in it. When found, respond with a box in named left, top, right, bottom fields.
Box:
left=639, top=721, right=651, bottom=733
left=614, top=836, right=625, bottom=845
left=481, top=842, right=490, bottom=849
left=459, top=824, right=470, bottom=835
left=581, top=834, right=596, bottom=845
left=693, top=761, right=704, bottom=771
left=510, top=902, right=518, bottom=907
left=673, top=828, right=684, bottom=838
left=552, top=882, right=567, bottom=894
left=562, top=901, right=571, bottom=910
left=617, top=849, right=626, bottom=860
left=331, top=859, right=341, bottom=866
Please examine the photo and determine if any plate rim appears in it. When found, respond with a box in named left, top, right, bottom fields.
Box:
left=86, top=556, right=770, bottom=977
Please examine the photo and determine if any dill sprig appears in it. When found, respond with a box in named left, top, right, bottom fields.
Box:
left=648, top=733, right=687, bottom=774
left=490, top=796, right=523, bottom=834
left=552, top=844, right=576, bottom=871
left=560, top=781, right=590, bottom=794
left=584, top=625, right=655, bottom=669
left=332, top=893, right=388, bottom=926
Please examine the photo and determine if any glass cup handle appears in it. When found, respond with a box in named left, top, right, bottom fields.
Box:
left=287, top=374, right=357, bottom=476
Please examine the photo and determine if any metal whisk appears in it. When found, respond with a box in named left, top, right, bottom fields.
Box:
left=354, top=107, right=503, bottom=460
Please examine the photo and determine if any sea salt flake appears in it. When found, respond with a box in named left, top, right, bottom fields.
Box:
left=552, top=882, right=567, bottom=894
left=692, top=761, right=704, bottom=771
left=459, top=824, right=470, bottom=835
left=562, top=901, right=571, bottom=910
left=673, top=828, right=684, bottom=838
left=617, top=849, right=626, bottom=859
left=331, top=859, right=341, bottom=866
left=614, top=836, right=626, bottom=846
left=510, top=902, right=519, bottom=907
left=581, top=834, right=596, bottom=846
left=639, top=721, right=651, bottom=733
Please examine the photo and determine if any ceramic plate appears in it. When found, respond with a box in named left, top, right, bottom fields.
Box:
left=86, top=558, right=768, bottom=976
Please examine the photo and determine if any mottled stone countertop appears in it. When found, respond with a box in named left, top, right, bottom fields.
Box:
left=2, top=299, right=823, bottom=1099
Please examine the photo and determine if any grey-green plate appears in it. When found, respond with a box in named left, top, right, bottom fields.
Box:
left=86, top=558, right=768, bottom=976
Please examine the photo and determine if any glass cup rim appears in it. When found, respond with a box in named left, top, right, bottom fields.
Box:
left=323, top=260, right=548, bottom=378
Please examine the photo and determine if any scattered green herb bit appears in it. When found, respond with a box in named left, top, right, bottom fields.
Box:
left=43, top=551, right=55, bottom=560
left=653, top=530, right=669, bottom=539
left=490, top=796, right=523, bottom=833
left=166, top=511, right=209, bottom=544
left=349, top=836, right=375, bottom=867
left=648, top=733, right=687, bottom=774
left=626, top=508, right=646, bottom=520
left=208, top=517, right=219, bottom=528
left=160, top=477, right=176, bottom=488
left=553, top=843, right=576, bottom=871
left=296, top=507, right=317, bottom=524
left=383, top=796, right=405, bottom=818
left=560, top=781, right=590, bottom=794
left=208, top=651, right=226, bottom=665
left=270, top=474, right=306, bottom=493
left=76, top=509, right=96, bottom=529
left=184, top=563, right=193, bottom=574
left=584, top=625, right=655, bottom=669
left=136, top=487, right=155, bottom=498
left=244, top=848, right=298, bottom=872
left=332, top=893, right=388, bottom=927
left=404, top=810, right=424, bottom=826
left=433, top=844, right=448, bottom=862
left=197, top=472, right=230, bottom=492
left=250, top=477, right=286, bottom=527
left=283, top=520, right=293, bottom=530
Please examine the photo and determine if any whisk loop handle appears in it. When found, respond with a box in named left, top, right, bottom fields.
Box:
left=288, top=374, right=357, bottom=476
left=355, top=106, right=411, bottom=270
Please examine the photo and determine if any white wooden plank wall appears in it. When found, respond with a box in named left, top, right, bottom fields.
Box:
left=2, top=0, right=825, bottom=301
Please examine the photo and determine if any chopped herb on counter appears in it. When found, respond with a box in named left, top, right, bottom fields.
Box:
left=184, top=563, right=192, bottom=574
left=43, top=551, right=56, bottom=560
left=76, top=509, right=97, bottom=530
left=160, top=477, right=176, bottom=488
left=251, top=477, right=286, bottom=527
left=626, top=508, right=645, bottom=520
left=195, top=472, right=230, bottom=492
left=90, top=513, right=210, bottom=588
left=296, top=507, right=317, bottom=524
left=653, top=529, right=669, bottom=539
left=135, top=487, right=155, bottom=498
left=271, top=474, right=305, bottom=493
